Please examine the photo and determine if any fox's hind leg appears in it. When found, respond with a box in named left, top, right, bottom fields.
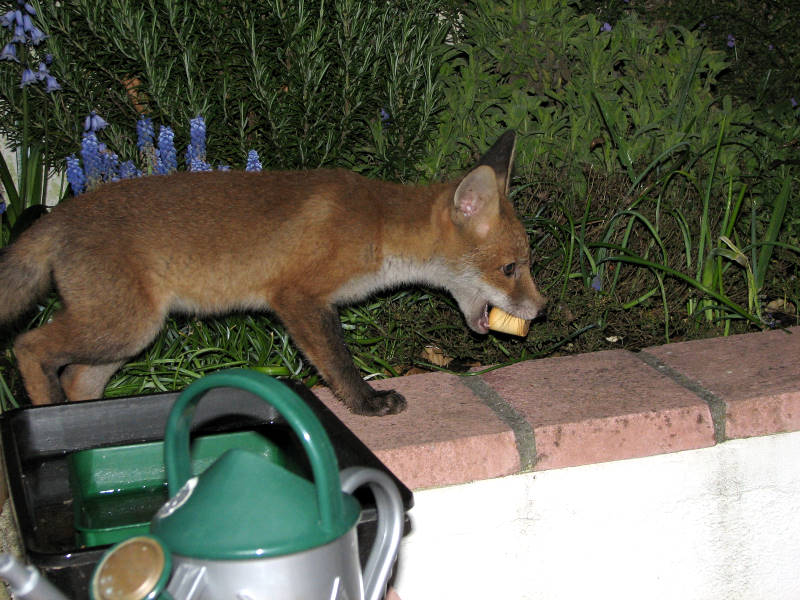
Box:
left=14, top=327, right=67, bottom=405
left=60, top=361, right=126, bottom=401
left=13, top=307, right=164, bottom=405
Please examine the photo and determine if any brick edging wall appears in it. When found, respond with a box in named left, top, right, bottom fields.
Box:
left=314, top=327, right=800, bottom=490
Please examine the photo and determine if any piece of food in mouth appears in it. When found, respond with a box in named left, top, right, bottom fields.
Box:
left=488, top=307, right=530, bottom=337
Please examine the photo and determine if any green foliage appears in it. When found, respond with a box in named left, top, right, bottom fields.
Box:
left=580, top=0, right=800, bottom=116
left=425, top=0, right=763, bottom=187
left=0, top=138, right=53, bottom=247
left=1, top=0, right=798, bottom=406
left=0, top=0, right=452, bottom=180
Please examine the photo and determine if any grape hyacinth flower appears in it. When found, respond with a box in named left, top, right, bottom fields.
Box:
left=189, top=156, right=212, bottom=172
left=119, top=160, right=140, bottom=179
left=80, top=132, right=103, bottom=187
left=186, top=115, right=211, bottom=172
left=245, top=150, right=262, bottom=172
left=156, top=125, right=177, bottom=175
left=137, top=115, right=154, bottom=149
left=100, top=150, right=120, bottom=182
left=137, top=115, right=158, bottom=173
left=66, top=154, right=86, bottom=195
left=188, top=115, right=206, bottom=156
left=727, top=34, right=735, bottom=48
left=601, top=22, right=612, bottom=32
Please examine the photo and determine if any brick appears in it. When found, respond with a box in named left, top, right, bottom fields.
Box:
left=480, top=350, right=715, bottom=470
left=314, top=372, right=519, bottom=489
left=643, top=327, right=800, bottom=439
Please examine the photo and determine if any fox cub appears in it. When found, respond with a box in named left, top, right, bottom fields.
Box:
left=0, top=131, right=546, bottom=415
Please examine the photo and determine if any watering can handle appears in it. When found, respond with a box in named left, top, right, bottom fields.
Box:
left=340, top=467, right=404, bottom=600
left=163, top=369, right=346, bottom=535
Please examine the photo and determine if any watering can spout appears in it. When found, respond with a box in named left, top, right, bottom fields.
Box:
left=0, top=553, right=71, bottom=600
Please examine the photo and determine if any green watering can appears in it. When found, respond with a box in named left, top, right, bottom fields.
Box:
left=90, top=369, right=404, bottom=600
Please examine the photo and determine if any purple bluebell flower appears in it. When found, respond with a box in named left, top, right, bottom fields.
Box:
left=81, top=132, right=103, bottom=186
left=601, top=22, right=612, bottom=32
left=726, top=34, right=735, bottom=48
left=84, top=111, right=108, bottom=132
left=35, top=60, right=48, bottom=80
left=791, top=97, right=798, bottom=109
left=27, top=25, right=45, bottom=45
left=245, top=149, right=262, bottom=172
left=11, top=24, right=26, bottom=44
left=66, top=154, right=86, bottom=195
left=0, top=43, right=17, bottom=61
left=156, top=125, right=177, bottom=174
left=380, top=108, right=390, bottom=123
left=591, top=274, right=603, bottom=291
left=0, top=199, right=5, bottom=215
left=43, top=74, right=59, bottom=92
left=19, top=67, right=35, bottom=86
left=0, top=10, right=15, bottom=29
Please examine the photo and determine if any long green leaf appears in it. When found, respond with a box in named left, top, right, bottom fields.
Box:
left=755, top=173, right=791, bottom=291
left=598, top=254, right=761, bottom=326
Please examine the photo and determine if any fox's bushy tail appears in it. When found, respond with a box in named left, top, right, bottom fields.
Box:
left=0, top=225, right=56, bottom=325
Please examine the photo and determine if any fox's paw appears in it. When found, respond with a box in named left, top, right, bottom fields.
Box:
left=353, top=389, right=407, bottom=416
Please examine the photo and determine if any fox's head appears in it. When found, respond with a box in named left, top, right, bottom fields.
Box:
left=443, top=131, right=547, bottom=334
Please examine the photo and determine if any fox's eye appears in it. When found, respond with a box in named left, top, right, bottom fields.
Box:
left=502, top=262, right=516, bottom=276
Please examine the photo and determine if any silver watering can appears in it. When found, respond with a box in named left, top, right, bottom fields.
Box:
left=2, top=370, right=404, bottom=600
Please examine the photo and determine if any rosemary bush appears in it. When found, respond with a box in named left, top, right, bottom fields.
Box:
left=0, top=0, right=452, bottom=180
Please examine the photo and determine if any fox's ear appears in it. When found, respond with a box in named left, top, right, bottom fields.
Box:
left=476, top=130, right=516, bottom=197
left=452, top=165, right=499, bottom=237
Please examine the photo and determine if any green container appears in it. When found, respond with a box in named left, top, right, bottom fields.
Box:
left=69, top=430, right=293, bottom=547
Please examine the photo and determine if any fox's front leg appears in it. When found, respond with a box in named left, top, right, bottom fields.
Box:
left=277, top=303, right=407, bottom=416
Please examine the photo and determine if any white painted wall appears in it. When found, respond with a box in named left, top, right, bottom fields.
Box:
left=393, top=431, right=800, bottom=600
left=1, top=136, right=64, bottom=208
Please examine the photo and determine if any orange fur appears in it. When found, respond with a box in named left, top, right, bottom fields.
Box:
left=0, top=131, right=546, bottom=415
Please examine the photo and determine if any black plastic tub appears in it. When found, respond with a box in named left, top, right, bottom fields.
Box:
left=0, top=382, right=413, bottom=599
